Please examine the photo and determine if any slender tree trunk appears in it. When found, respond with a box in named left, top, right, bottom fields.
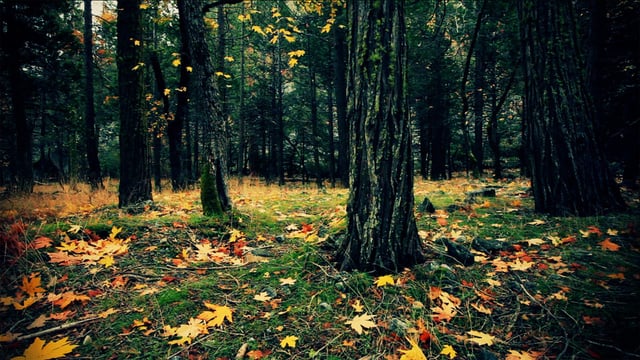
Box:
left=327, top=88, right=336, bottom=187
left=337, top=0, right=424, bottom=273
left=472, top=28, right=486, bottom=176
left=83, top=0, right=103, bottom=190
left=117, top=0, right=152, bottom=207
left=333, top=13, right=349, bottom=188
left=518, top=0, right=625, bottom=216
left=237, top=13, right=246, bottom=182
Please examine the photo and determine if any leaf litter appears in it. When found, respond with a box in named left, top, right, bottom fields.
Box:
left=0, top=175, right=639, bottom=359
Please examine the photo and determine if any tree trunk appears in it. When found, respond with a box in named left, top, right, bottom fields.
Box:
left=333, top=12, right=349, bottom=188
left=83, top=0, right=103, bottom=190
left=518, top=0, right=626, bottom=216
left=178, top=0, right=230, bottom=212
left=472, top=26, right=486, bottom=176
left=6, top=7, right=33, bottom=193
left=117, top=0, right=152, bottom=207
left=337, top=0, right=424, bottom=273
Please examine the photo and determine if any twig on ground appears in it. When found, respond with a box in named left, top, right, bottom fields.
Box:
left=16, top=317, right=99, bottom=341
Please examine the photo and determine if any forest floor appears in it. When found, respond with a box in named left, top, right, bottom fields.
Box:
left=0, top=175, right=639, bottom=360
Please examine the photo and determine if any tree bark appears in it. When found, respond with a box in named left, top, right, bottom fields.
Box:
left=518, top=0, right=626, bottom=216
left=337, top=0, right=424, bottom=273
left=83, top=0, right=103, bottom=190
left=177, top=0, right=230, bottom=212
left=117, top=0, right=152, bottom=207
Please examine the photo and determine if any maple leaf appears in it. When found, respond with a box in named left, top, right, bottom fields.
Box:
left=199, top=302, right=233, bottom=327
left=48, top=291, right=91, bottom=309
left=98, top=255, right=115, bottom=267
left=13, top=296, right=40, bottom=310
left=440, top=344, right=457, bottom=359
left=399, top=338, right=427, bottom=360
left=279, top=277, right=296, bottom=286
left=167, top=318, right=208, bottom=345
left=466, top=330, right=496, bottom=346
left=31, top=236, right=53, bottom=249
left=26, top=314, right=48, bottom=330
left=471, top=302, right=492, bottom=315
left=505, top=349, right=537, bottom=360
left=508, top=259, right=534, bottom=271
left=346, top=313, right=377, bottom=334
left=254, top=291, right=272, bottom=302
left=11, top=337, right=77, bottom=360
left=20, top=274, right=45, bottom=297
left=280, top=335, right=298, bottom=348
left=67, top=224, right=82, bottom=234
left=351, top=299, right=364, bottom=313
left=374, top=274, right=395, bottom=287
left=247, top=349, right=272, bottom=359
left=527, top=219, right=546, bottom=226
left=598, top=238, right=620, bottom=251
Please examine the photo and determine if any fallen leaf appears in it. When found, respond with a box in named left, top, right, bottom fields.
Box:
left=280, top=335, right=298, bottom=348
left=466, top=330, right=496, bottom=346
left=527, top=219, right=546, bottom=226
left=199, top=302, right=233, bottom=327
left=351, top=299, right=364, bottom=313
left=398, top=338, right=427, bottom=360
left=26, top=314, right=48, bottom=329
left=31, top=236, right=53, bottom=249
left=440, top=344, right=457, bottom=359
left=374, top=275, right=395, bottom=287
left=19, top=274, right=45, bottom=297
left=598, top=238, right=620, bottom=251
left=505, top=349, right=536, bottom=360
left=254, top=291, right=272, bottom=302
left=345, top=313, right=377, bottom=334
left=279, top=277, right=296, bottom=286
left=471, top=302, right=492, bottom=314
left=11, top=336, right=77, bottom=360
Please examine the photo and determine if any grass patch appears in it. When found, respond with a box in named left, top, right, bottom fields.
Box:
left=1, top=176, right=638, bottom=359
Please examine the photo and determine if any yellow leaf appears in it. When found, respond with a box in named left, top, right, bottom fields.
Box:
left=224, top=56, right=234, bottom=62
left=505, top=350, right=536, bottom=360
left=471, top=302, right=492, bottom=314
left=527, top=219, right=546, bottom=226
left=283, top=34, right=296, bottom=43
left=199, top=302, right=233, bottom=327
left=320, top=22, right=332, bottom=33
left=374, top=275, right=395, bottom=287
left=139, top=3, right=149, bottom=9
left=134, top=39, right=141, bottom=46
left=254, top=291, right=272, bottom=302
left=466, top=330, right=496, bottom=346
left=163, top=88, right=171, bottom=96
left=287, top=58, right=298, bottom=68
left=98, top=255, right=115, bottom=268
left=109, top=226, right=122, bottom=239
left=287, top=50, right=306, bottom=58
left=399, top=338, right=427, bottom=360
left=345, top=313, right=377, bottom=334
left=440, top=344, right=457, bottom=359
left=238, top=13, right=251, bottom=22
left=11, top=337, right=77, bottom=360
left=251, top=25, right=266, bottom=36
left=351, top=299, right=364, bottom=313
left=172, top=58, right=181, bottom=67
left=68, top=224, right=82, bottom=234
left=279, top=277, right=296, bottom=286
left=13, top=296, right=40, bottom=310
left=280, top=335, right=298, bottom=348
left=131, top=62, right=145, bottom=71
left=186, top=66, right=193, bottom=73
left=229, top=229, right=244, bottom=242
left=20, top=274, right=45, bottom=297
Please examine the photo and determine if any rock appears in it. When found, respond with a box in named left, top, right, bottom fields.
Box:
left=472, top=237, right=508, bottom=253
left=442, top=238, right=474, bottom=266
left=418, top=197, right=436, bottom=213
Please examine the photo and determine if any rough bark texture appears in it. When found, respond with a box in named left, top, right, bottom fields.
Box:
left=83, top=0, right=103, bottom=190
left=117, top=0, right=152, bottom=207
left=178, top=0, right=230, bottom=212
left=337, top=0, right=424, bottom=273
left=518, top=1, right=625, bottom=216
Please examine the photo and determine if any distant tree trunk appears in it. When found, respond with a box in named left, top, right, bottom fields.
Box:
left=307, top=34, right=322, bottom=188
left=327, top=88, right=336, bottom=187
left=337, top=0, right=424, bottom=273
left=6, top=8, right=33, bottom=193
left=150, top=52, right=172, bottom=192
left=518, top=0, right=625, bottom=216
left=472, top=28, right=486, bottom=176
left=333, top=15, right=349, bottom=188
left=178, top=0, right=230, bottom=213
left=460, top=0, right=487, bottom=175
left=117, top=0, right=152, bottom=207
left=237, top=14, right=246, bottom=182
left=83, top=0, right=103, bottom=190
left=171, top=28, right=190, bottom=191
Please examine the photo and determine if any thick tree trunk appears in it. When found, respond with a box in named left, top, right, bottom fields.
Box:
left=337, top=0, right=424, bottom=273
left=117, top=0, right=152, bottom=207
left=83, top=0, right=103, bottom=190
left=518, top=0, right=625, bottom=216
left=178, top=0, right=230, bottom=212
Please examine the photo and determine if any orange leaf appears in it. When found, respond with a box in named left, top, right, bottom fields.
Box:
left=598, top=238, right=620, bottom=252
left=11, top=336, right=77, bottom=360
left=436, top=217, right=448, bottom=227
left=49, top=291, right=90, bottom=309
left=247, top=349, right=272, bottom=359
left=19, top=274, right=45, bottom=297
left=31, top=236, right=53, bottom=249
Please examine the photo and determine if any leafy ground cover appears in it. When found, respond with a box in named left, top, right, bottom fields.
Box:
left=1, top=176, right=639, bottom=360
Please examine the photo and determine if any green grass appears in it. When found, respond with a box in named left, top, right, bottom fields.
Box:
left=1, top=176, right=638, bottom=359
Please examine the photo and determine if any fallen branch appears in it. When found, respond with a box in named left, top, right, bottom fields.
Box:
left=17, top=317, right=99, bottom=341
